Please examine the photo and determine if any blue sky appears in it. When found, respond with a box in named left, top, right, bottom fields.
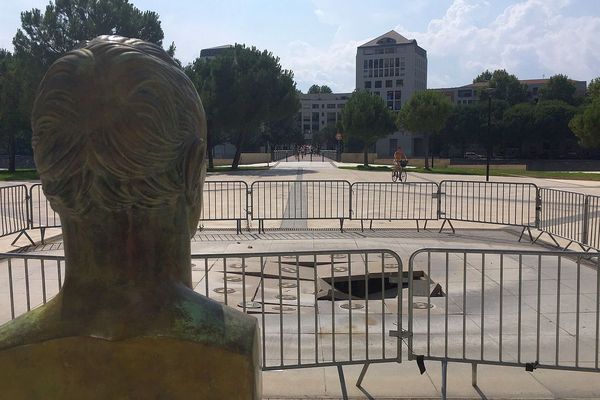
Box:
left=1, top=0, right=599, bottom=92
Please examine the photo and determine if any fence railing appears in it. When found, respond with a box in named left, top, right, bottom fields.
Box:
left=251, top=180, right=351, bottom=232
left=408, top=248, right=600, bottom=397
left=438, top=181, right=538, bottom=228
left=586, top=195, right=600, bottom=250
left=9, top=180, right=600, bottom=252
left=0, top=249, right=404, bottom=398
left=537, top=188, right=587, bottom=248
left=2, top=247, right=600, bottom=398
left=273, top=150, right=293, bottom=162
left=351, top=182, right=438, bottom=229
left=0, top=185, right=29, bottom=238
left=200, top=181, right=248, bottom=233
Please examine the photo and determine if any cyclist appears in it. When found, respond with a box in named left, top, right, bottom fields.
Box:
left=392, top=146, right=408, bottom=182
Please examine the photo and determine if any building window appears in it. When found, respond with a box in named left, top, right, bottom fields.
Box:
left=327, top=104, right=335, bottom=109
left=385, top=80, right=393, bottom=88
left=396, top=79, right=403, bottom=86
left=373, top=91, right=380, bottom=97
left=337, top=104, right=344, bottom=108
left=387, top=91, right=394, bottom=100
left=374, top=80, right=382, bottom=88
left=458, top=89, right=473, bottom=98
left=312, top=104, right=319, bottom=109
left=365, top=81, right=372, bottom=88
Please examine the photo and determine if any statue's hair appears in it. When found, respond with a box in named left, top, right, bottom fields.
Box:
left=32, top=35, right=206, bottom=215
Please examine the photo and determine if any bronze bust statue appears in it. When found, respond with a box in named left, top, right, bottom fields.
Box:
left=0, top=36, right=260, bottom=399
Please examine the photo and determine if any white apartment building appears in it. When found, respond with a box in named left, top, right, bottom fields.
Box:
left=298, top=93, right=351, bottom=141
left=355, top=30, right=428, bottom=157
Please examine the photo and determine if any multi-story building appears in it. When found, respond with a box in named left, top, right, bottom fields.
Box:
left=199, top=45, right=233, bottom=60
left=432, top=78, right=587, bottom=105
left=355, top=30, right=428, bottom=157
left=356, top=30, right=427, bottom=109
left=298, top=93, right=351, bottom=141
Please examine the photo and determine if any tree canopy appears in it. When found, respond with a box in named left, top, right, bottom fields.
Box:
left=186, top=44, right=299, bottom=169
left=398, top=90, right=452, bottom=168
left=341, top=90, right=396, bottom=166
left=14, top=0, right=166, bottom=69
left=540, top=74, right=577, bottom=105
left=570, top=77, right=600, bottom=148
left=307, top=84, right=333, bottom=94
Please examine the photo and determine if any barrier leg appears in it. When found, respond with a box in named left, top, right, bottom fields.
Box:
left=40, top=227, right=46, bottom=244
left=471, top=363, right=488, bottom=400
left=441, top=360, right=448, bottom=400
left=424, top=220, right=428, bottom=230
left=337, top=365, right=349, bottom=400
left=438, top=219, right=455, bottom=234
left=10, top=230, right=35, bottom=246
left=369, top=220, right=373, bottom=231
left=416, top=220, right=420, bottom=232
left=339, top=218, right=344, bottom=233
left=356, top=363, right=375, bottom=400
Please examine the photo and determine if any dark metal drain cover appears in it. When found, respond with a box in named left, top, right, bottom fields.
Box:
left=275, top=294, right=297, bottom=301
left=413, top=301, right=434, bottom=309
left=340, top=302, right=365, bottom=310
left=214, top=287, right=236, bottom=294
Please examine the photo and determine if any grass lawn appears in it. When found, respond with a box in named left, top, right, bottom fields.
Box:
left=0, top=169, right=39, bottom=181
left=339, top=164, right=600, bottom=181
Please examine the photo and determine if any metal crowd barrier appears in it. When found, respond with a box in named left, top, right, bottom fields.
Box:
left=199, top=181, right=248, bottom=233
left=273, top=150, right=293, bottom=162
left=408, top=248, right=600, bottom=398
left=250, top=180, right=351, bottom=232
left=586, top=195, right=600, bottom=250
left=438, top=181, right=539, bottom=238
left=536, top=188, right=588, bottom=249
left=351, top=182, right=439, bottom=231
left=0, top=185, right=29, bottom=242
left=0, top=249, right=404, bottom=399
left=320, top=150, right=337, bottom=161
left=9, top=180, right=600, bottom=254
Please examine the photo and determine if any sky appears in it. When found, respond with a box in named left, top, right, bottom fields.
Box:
left=1, top=0, right=599, bottom=92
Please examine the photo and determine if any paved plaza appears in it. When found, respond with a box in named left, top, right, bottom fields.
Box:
left=1, top=159, right=600, bottom=399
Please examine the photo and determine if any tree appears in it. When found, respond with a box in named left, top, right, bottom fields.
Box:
left=341, top=90, right=396, bottom=167
left=540, top=74, right=577, bottom=105
left=569, top=76, right=600, bottom=149
left=473, top=70, right=493, bottom=83
left=588, top=77, right=600, bottom=100
left=187, top=45, right=299, bottom=169
left=307, top=84, right=332, bottom=94
left=398, top=90, right=452, bottom=169
left=570, top=98, right=600, bottom=148
left=439, top=104, right=482, bottom=156
left=14, top=0, right=165, bottom=69
left=0, top=50, right=31, bottom=172
left=4, top=0, right=167, bottom=171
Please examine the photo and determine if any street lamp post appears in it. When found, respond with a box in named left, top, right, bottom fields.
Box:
left=485, top=88, right=496, bottom=182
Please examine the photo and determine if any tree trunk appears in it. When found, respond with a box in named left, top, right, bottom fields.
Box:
left=363, top=146, right=369, bottom=167
left=423, top=133, right=430, bottom=170
left=231, top=132, right=244, bottom=170
left=8, top=132, right=15, bottom=173
left=207, top=130, right=214, bottom=170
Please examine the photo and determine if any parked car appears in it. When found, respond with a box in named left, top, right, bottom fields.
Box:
left=464, top=152, right=485, bottom=160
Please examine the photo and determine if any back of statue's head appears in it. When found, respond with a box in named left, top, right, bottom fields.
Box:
left=32, top=35, right=206, bottom=216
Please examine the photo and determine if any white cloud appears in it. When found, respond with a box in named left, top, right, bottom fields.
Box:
left=398, top=0, right=600, bottom=87
left=281, top=39, right=362, bottom=92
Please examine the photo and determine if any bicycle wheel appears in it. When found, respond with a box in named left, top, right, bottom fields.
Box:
left=392, top=169, right=399, bottom=182
left=400, top=169, right=407, bottom=182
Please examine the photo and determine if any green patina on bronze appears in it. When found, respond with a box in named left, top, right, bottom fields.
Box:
left=0, top=35, right=260, bottom=399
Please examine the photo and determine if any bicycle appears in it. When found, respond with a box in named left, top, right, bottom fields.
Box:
left=392, top=159, right=408, bottom=182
